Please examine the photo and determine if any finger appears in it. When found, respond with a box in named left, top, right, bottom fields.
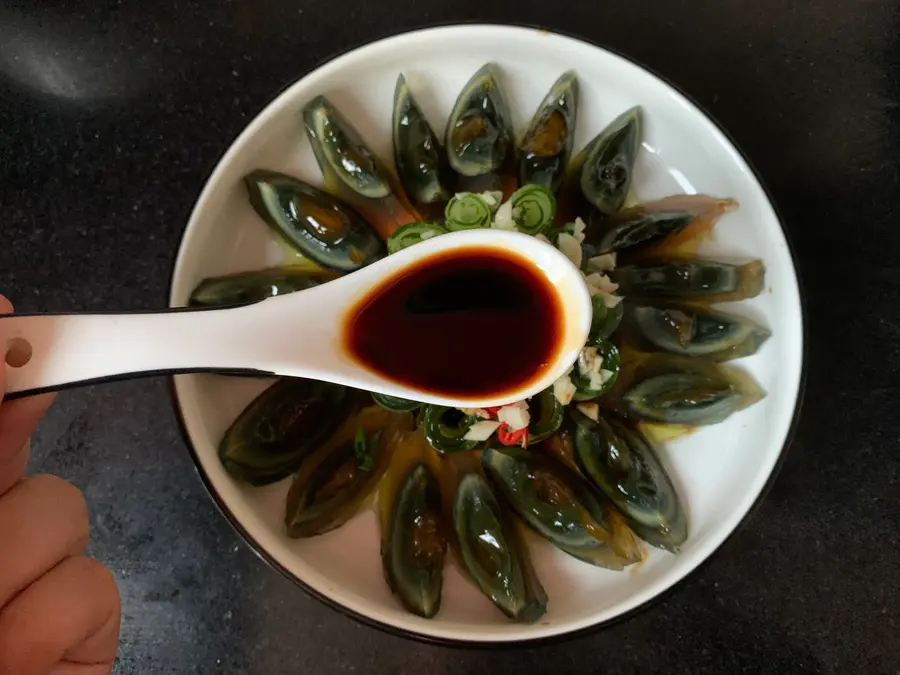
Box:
left=0, top=294, right=12, bottom=393
left=62, top=584, right=121, bottom=668
left=0, top=556, right=120, bottom=675
left=0, top=392, right=57, bottom=495
left=0, top=474, right=89, bottom=608
left=0, top=292, right=56, bottom=496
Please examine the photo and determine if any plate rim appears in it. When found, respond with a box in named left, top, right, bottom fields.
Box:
left=166, top=21, right=808, bottom=646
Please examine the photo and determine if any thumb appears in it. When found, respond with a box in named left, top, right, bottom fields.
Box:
left=0, top=295, right=56, bottom=495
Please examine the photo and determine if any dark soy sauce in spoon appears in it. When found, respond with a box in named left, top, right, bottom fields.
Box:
left=344, top=247, right=564, bottom=399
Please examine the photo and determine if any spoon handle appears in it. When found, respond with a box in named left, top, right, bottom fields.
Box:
left=0, top=306, right=272, bottom=399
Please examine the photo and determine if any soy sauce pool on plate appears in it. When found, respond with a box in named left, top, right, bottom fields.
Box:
left=344, top=247, right=564, bottom=400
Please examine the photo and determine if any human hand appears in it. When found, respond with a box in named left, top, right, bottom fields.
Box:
left=0, top=295, right=121, bottom=675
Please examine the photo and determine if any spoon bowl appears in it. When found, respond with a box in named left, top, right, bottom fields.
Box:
left=1, top=229, right=591, bottom=406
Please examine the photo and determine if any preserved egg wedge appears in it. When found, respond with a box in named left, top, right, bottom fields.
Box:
left=621, top=302, right=771, bottom=361
left=609, top=258, right=765, bottom=304
left=571, top=410, right=687, bottom=553
left=445, top=64, right=517, bottom=196
left=588, top=194, right=738, bottom=260
left=244, top=169, right=385, bottom=273
left=188, top=265, right=338, bottom=307
left=612, top=354, right=766, bottom=426
left=392, top=74, right=453, bottom=221
left=518, top=70, right=579, bottom=192
left=285, top=406, right=406, bottom=537
left=303, top=95, right=421, bottom=239
left=378, top=428, right=447, bottom=618
left=218, top=378, right=353, bottom=486
left=552, top=107, right=640, bottom=227
left=451, top=469, right=547, bottom=622
left=482, top=446, right=642, bottom=570
left=580, top=106, right=643, bottom=215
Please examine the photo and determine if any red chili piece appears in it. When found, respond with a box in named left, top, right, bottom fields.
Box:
left=497, top=424, right=528, bottom=448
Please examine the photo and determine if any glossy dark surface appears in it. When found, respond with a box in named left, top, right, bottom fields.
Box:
left=346, top=248, right=561, bottom=398
left=1, top=0, right=898, bottom=673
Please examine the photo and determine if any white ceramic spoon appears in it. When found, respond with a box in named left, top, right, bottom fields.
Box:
left=1, top=230, right=592, bottom=407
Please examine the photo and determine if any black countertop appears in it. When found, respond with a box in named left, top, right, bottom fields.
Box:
left=2, top=1, right=898, bottom=673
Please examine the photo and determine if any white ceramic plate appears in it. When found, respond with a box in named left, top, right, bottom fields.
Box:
left=169, top=24, right=804, bottom=643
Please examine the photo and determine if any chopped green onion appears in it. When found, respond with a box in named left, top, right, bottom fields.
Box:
left=508, top=184, right=556, bottom=235
left=444, top=193, right=494, bottom=231
left=589, top=294, right=624, bottom=340
left=421, top=405, right=479, bottom=453
left=353, top=428, right=374, bottom=471
left=572, top=340, right=621, bottom=401
left=546, top=226, right=573, bottom=247
left=545, top=227, right=564, bottom=245
left=371, top=392, right=422, bottom=412
left=525, top=387, right=564, bottom=444
left=386, top=222, right=448, bottom=254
